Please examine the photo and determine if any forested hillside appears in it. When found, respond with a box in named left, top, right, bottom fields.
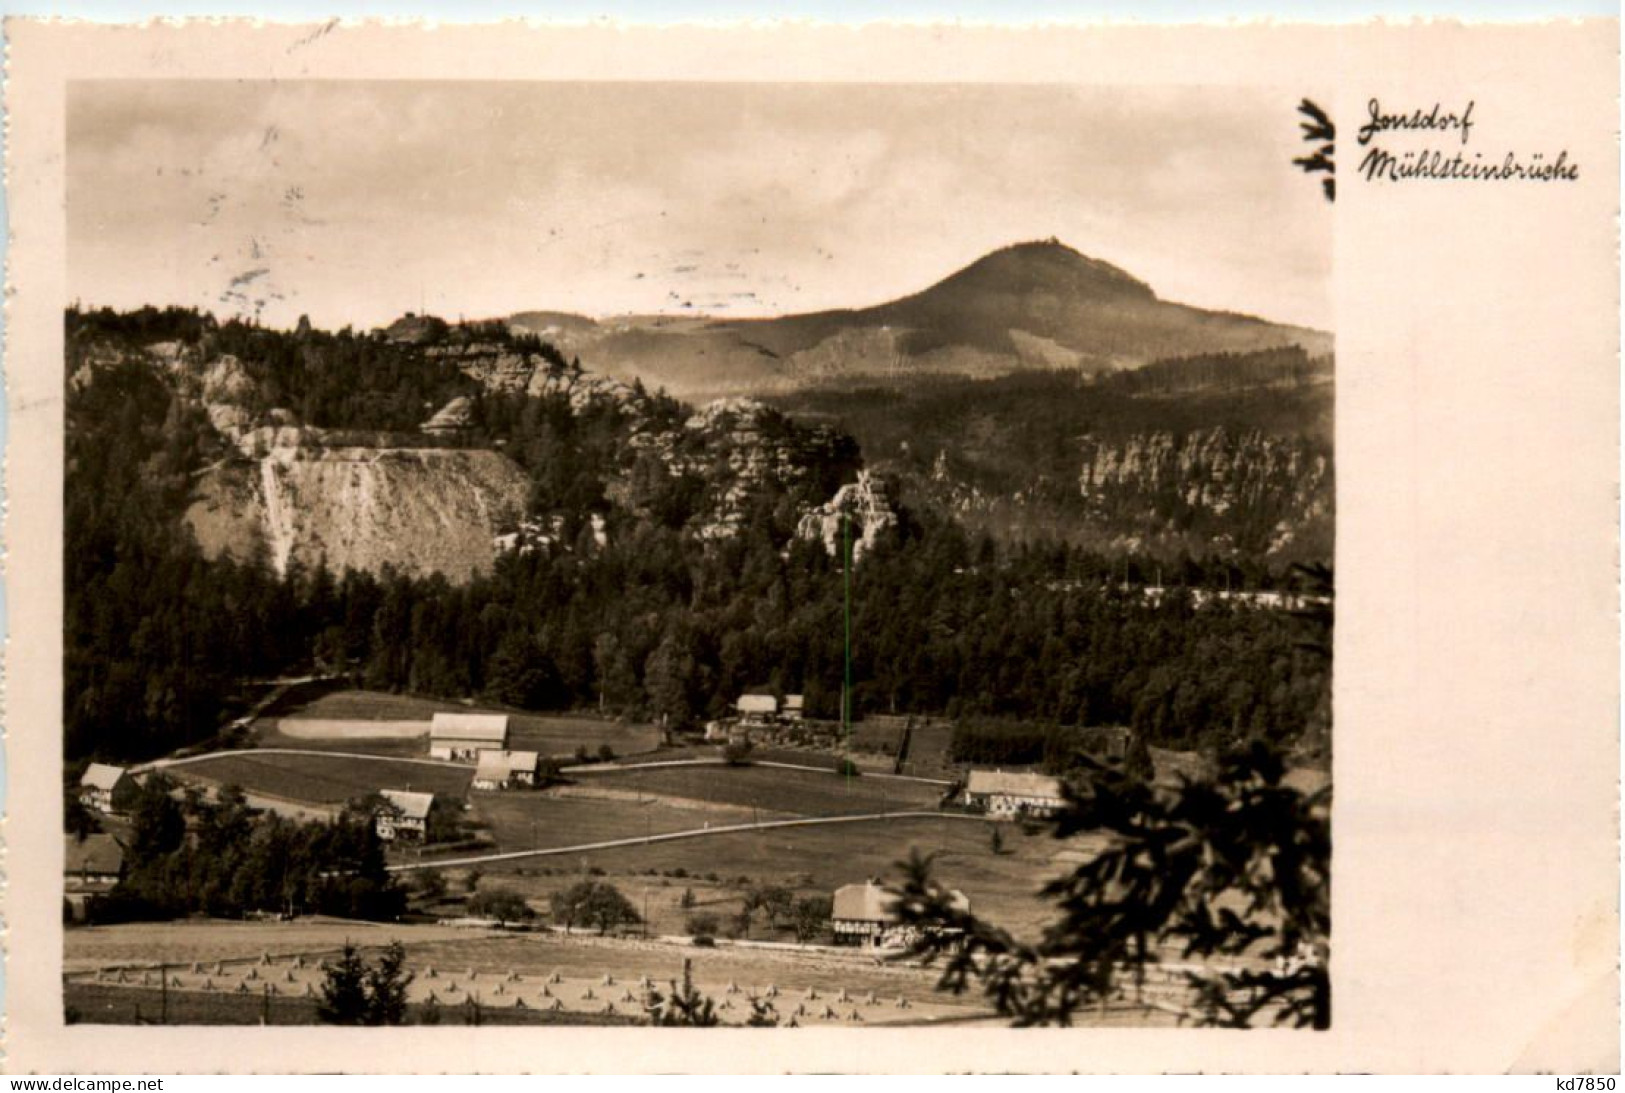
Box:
left=65, top=306, right=1331, bottom=767
left=771, top=347, right=1334, bottom=565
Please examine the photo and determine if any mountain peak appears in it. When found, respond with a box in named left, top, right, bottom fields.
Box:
left=941, top=239, right=1156, bottom=302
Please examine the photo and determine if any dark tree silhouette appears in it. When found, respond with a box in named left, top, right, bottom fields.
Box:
left=890, top=741, right=1330, bottom=1028
left=1295, top=98, right=1336, bottom=202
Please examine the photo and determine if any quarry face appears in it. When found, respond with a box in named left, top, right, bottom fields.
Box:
left=186, top=442, right=532, bottom=582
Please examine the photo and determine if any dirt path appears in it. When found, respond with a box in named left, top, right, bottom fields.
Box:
left=139, top=746, right=467, bottom=775
left=389, top=809, right=987, bottom=872
left=568, top=756, right=953, bottom=786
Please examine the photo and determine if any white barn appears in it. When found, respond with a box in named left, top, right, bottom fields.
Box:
left=428, top=712, right=509, bottom=762
left=736, top=694, right=777, bottom=723
left=963, top=770, right=1067, bottom=819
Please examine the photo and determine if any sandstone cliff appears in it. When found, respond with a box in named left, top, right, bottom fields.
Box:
left=186, top=443, right=531, bottom=581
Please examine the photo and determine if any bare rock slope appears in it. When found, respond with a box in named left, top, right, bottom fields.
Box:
left=187, top=444, right=531, bottom=581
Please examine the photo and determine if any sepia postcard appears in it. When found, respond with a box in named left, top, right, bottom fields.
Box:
left=2, top=16, right=1617, bottom=1074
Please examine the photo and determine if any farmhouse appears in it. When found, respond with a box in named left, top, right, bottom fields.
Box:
left=831, top=880, right=969, bottom=948
left=374, top=789, right=435, bottom=841
left=473, top=749, right=541, bottom=790
left=428, top=712, right=509, bottom=762
left=64, top=832, right=126, bottom=890
left=736, top=692, right=778, bottom=725
left=79, top=763, right=134, bottom=814
left=783, top=694, right=805, bottom=721
left=963, top=770, right=1067, bottom=819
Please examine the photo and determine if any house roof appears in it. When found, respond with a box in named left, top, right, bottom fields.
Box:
left=737, top=695, right=777, bottom=714
left=65, top=833, right=125, bottom=876
left=964, top=770, right=1065, bottom=800
left=783, top=695, right=805, bottom=710
left=429, top=712, right=509, bottom=742
left=474, top=750, right=540, bottom=779
left=379, top=789, right=435, bottom=821
left=832, top=881, right=968, bottom=924
left=80, top=763, right=128, bottom=791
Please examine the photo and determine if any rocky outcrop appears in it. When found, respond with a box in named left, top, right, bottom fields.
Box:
left=427, top=343, right=649, bottom=417
left=422, top=395, right=475, bottom=435
left=797, top=470, right=899, bottom=562
left=674, top=399, right=861, bottom=542
left=186, top=444, right=532, bottom=581
left=1074, top=428, right=1330, bottom=556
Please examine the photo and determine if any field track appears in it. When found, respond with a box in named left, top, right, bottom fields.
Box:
left=389, top=809, right=987, bottom=872
left=570, top=757, right=954, bottom=786
left=137, top=747, right=465, bottom=774
left=141, top=750, right=952, bottom=782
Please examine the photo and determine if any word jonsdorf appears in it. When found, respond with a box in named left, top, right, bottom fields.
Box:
left=1357, top=99, right=1476, bottom=146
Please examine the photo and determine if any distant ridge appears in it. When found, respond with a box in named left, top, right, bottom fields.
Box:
left=508, top=239, right=1331, bottom=400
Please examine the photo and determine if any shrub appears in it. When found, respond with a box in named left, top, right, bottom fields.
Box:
left=552, top=880, right=642, bottom=935
left=467, top=887, right=533, bottom=924
left=685, top=912, right=721, bottom=939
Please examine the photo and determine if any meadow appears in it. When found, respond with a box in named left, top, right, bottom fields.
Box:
left=170, top=751, right=473, bottom=804
left=257, top=689, right=661, bottom=760
left=569, top=764, right=944, bottom=818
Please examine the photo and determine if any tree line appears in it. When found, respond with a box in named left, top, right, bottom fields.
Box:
left=79, top=776, right=407, bottom=925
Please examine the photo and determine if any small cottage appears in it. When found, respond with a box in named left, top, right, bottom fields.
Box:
left=64, top=833, right=126, bottom=890
left=472, top=750, right=541, bottom=790
left=374, top=789, right=435, bottom=841
left=831, top=880, right=969, bottom=948
left=79, top=763, right=134, bottom=815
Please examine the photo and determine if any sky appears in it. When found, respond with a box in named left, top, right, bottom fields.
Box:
left=67, top=80, right=1333, bottom=332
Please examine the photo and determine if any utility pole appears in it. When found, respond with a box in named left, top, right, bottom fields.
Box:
left=843, top=512, right=852, bottom=768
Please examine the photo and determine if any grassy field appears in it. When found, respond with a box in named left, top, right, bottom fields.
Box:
left=508, top=716, right=661, bottom=760
left=452, top=789, right=787, bottom=859
left=460, top=812, right=1089, bottom=942
left=847, top=721, right=908, bottom=756
left=257, top=690, right=661, bottom=761
left=394, top=932, right=982, bottom=1015
left=897, top=723, right=957, bottom=779
left=64, top=983, right=636, bottom=1026
left=573, top=764, right=943, bottom=817
left=63, top=921, right=995, bottom=1026
left=63, top=919, right=507, bottom=973
left=63, top=911, right=1194, bottom=1027
left=172, top=752, right=473, bottom=805
left=279, top=691, right=466, bottom=720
